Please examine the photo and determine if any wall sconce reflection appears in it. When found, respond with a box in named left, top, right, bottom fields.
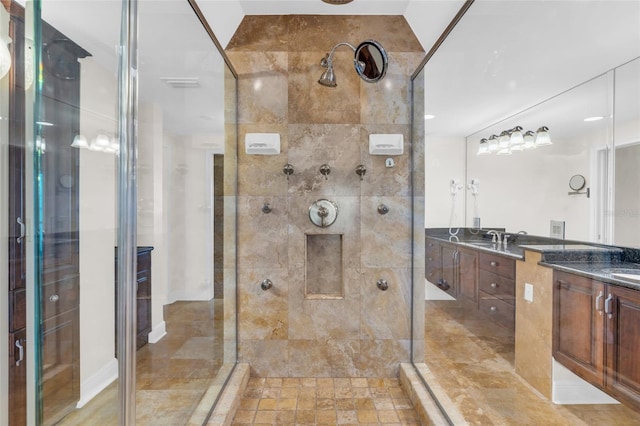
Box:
left=71, top=133, right=119, bottom=155
left=477, top=126, right=552, bottom=156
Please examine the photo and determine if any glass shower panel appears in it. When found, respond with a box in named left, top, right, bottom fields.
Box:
left=134, top=0, right=237, bottom=423
left=33, top=0, right=121, bottom=424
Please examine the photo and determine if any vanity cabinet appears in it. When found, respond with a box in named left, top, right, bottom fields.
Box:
left=478, top=252, right=515, bottom=329
left=553, top=270, right=640, bottom=410
left=553, top=271, right=605, bottom=387
left=458, top=248, right=478, bottom=303
left=425, top=237, right=478, bottom=302
left=115, top=247, right=153, bottom=351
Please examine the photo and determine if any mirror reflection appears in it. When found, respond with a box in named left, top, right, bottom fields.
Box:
left=355, top=40, right=388, bottom=82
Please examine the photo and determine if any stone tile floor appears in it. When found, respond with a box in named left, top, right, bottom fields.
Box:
left=231, top=377, right=421, bottom=425
left=425, top=299, right=640, bottom=425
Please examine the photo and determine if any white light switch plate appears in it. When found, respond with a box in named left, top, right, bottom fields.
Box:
left=524, top=283, right=534, bottom=302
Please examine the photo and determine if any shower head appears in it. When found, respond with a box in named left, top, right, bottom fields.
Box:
left=318, top=64, right=337, bottom=87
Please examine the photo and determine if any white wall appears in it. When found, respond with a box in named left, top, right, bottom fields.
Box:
left=424, top=135, right=466, bottom=229
left=138, top=103, right=168, bottom=340
left=77, top=58, right=118, bottom=404
left=165, top=134, right=223, bottom=303
left=198, top=0, right=245, bottom=49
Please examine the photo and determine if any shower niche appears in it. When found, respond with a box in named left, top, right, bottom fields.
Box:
left=305, top=234, right=344, bottom=299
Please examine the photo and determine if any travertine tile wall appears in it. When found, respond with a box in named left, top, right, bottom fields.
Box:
left=227, top=15, right=424, bottom=377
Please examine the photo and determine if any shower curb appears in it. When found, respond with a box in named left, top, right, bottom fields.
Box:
left=202, top=363, right=250, bottom=426
left=400, top=362, right=467, bottom=425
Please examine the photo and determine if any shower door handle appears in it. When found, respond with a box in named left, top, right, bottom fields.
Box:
left=17, top=216, right=25, bottom=244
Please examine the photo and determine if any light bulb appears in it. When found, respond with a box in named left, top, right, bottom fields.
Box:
left=0, top=36, right=12, bottom=80
left=477, top=139, right=490, bottom=155
left=71, top=134, right=88, bottom=149
left=488, top=135, right=499, bottom=152
left=535, top=126, right=552, bottom=146
left=510, top=126, right=524, bottom=146
left=498, top=131, right=510, bottom=148
left=523, top=130, right=536, bottom=150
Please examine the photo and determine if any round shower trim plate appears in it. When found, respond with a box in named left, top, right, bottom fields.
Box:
left=321, top=0, right=354, bottom=4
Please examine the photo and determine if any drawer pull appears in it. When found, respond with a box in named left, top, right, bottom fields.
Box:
left=490, top=261, right=498, bottom=267
left=15, top=339, right=24, bottom=366
left=49, top=294, right=60, bottom=303
left=490, top=306, right=497, bottom=312
left=604, top=293, right=613, bottom=319
left=17, top=217, right=26, bottom=244
left=490, top=282, right=498, bottom=288
left=595, top=291, right=604, bottom=315
left=428, top=257, right=433, bottom=261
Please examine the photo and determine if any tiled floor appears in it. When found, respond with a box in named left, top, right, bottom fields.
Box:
left=59, top=300, right=225, bottom=425
left=232, top=377, right=421, bottom=425
left=425, top=298, right=640, bottom=425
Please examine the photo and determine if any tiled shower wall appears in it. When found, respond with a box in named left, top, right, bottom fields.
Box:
left=227, top=15, right=424, bottom=377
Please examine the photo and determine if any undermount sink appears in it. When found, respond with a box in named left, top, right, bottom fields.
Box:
left=603, top=268, right=640, bottom=282
left=466, top=241, right=498, bottom=247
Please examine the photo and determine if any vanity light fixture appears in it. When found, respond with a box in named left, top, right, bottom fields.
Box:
left=584, top=116, right=603, bottom=122
left=476, top=126, right=551, bottom=155
left=424, top=114, right=435, bottom=120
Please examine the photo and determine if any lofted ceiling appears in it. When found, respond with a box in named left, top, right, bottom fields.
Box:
left=36, top=0, right=640, bottom=139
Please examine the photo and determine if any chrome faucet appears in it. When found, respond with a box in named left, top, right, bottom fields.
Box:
left=486, top=230, right=502, bottom=244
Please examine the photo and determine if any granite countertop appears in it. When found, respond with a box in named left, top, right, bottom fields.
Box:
left=425, top=228, right=640, bottom=291
left=539, top=261, right=640, bottom=291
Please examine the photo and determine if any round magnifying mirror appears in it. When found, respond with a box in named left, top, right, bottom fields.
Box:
left=569, top=174, right=586, bottom=191
left=354, top=40, right=388, bottom=83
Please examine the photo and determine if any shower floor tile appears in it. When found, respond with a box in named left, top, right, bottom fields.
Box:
left=232, top=377, right=422, bottom=425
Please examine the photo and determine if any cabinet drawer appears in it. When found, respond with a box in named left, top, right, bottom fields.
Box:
left=42, top=277, right=79, bottom=321
left=479, top=292, right=515, bottom=329
left=136, top=273, right=151, bottom=298
left=479, top=270, right=515, bottom=304
left=10, top=289, right=27, bottom=331
left=478, top=252, right=515, bottom=279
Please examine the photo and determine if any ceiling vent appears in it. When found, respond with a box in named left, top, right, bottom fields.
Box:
left=160, top=77, right=200, bottom=88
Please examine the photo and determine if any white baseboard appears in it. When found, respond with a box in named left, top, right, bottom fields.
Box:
left=552, top=359, right=619, bottom=404
left=148, top=320, right=167, bottom=344
left=77, top=358, right=118, bottom=408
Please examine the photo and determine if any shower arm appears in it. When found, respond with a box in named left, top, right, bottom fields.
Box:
left=321, top=42, right=357, bottom=68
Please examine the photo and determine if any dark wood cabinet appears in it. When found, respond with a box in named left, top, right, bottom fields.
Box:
left=425, top=238, right=442, bottom=285
left=553, top=271, right=605, bottom=387
left=440, top=244, right=457, bottom=297
left=6, top=2, right=87, bottom=423
left=115, top=247, right=153, bottom=351
left=458, top=248, right=478, bottom=303
left=605, top=284, right=640, bottom=410
left=477, top=252, right=515, bottom=329
left=553, top=270, right=640, bottom=411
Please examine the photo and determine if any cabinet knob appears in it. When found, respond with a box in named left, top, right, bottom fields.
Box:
left=428, top=257, right=433, bottom=261
left=490, top=283, right=498, bottom=288
left=49, top=294, right=60, bottom=303
left=490, top=261, right=498, bottom=267
left=490, top=306, right=497, bottom=312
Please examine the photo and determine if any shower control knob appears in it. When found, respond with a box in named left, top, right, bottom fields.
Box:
left=261, top=279, right=273, bottom=291
left=309, top=199, right=338, bottom=228
left=319, top=164, right=331, bottom=180
left=376, top=279, right=389, bottom=291
left=377, top=204, right=389, bottom=215
left=283, top=164, right=294, bottom=180
left=355, top=165, right=366, bottom=181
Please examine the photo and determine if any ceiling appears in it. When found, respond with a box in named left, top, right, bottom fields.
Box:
left=36, top=0, right=640, bottom=139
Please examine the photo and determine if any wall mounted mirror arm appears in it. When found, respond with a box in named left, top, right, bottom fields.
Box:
left=318, top=39, right=388, bottom=87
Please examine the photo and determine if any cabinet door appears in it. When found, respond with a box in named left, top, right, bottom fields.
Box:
left=425, top=238, right=442, bottom=284
left=42, top=309, right=80, bottom=425
left=9, top=330, right=27, bottom=426
left=440, top=245, right=457, bottom=297
left=605, top=285, right=640, bottom=410
left=553, top=271, right=605, bottom=387
left=458, top=248, right=478, bottom=303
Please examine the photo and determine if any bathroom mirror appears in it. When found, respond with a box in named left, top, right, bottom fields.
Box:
left=569, top=174, right=586, bottom=191
left=354, top=40, right=388, bottom=83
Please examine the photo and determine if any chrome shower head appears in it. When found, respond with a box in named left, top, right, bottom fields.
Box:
left=318, top=65, right=337, bottom=87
